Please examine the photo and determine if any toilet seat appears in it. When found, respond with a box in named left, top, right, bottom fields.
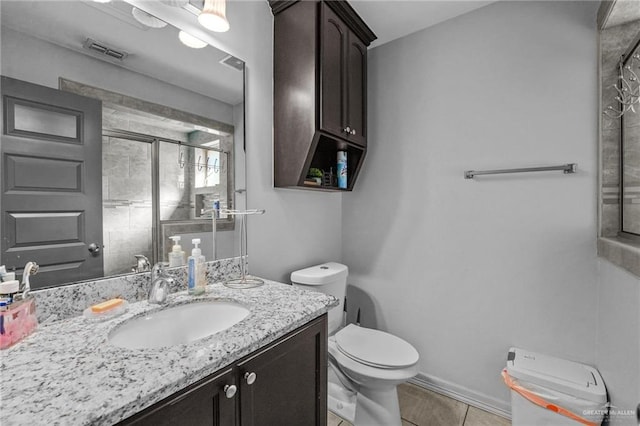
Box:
left=335, top=324, right=419, bottom=369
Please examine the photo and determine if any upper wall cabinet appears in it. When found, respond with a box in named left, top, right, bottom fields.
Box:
left=320, top=4, right=367, bottom=147
left=270, top=0, right=376, bottom=191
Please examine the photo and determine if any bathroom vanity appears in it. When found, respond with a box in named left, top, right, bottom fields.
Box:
left=0, top=280, right=337, bottom=425
left=119, top=315, right=327, bottom=426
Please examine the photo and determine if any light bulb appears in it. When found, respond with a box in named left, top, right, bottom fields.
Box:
left=178, top=31, right=207, bottom=49
left=198, top=13, right=229, bottom=32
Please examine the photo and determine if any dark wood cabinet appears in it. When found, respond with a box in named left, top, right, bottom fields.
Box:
left=117, top=315, right=327, bottom=426
left=271, top=0, right=376, bottom=191
left=346, top=34, right=367, bottom=147
left=320, top=3, right=367, bottom=148
left=238, top=316, right=327, bottom=426
left=319, top=4, right=346, bottom=141
left=120, top=368, right=236, bottom=426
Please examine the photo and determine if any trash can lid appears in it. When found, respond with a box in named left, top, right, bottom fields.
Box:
left=506, top=347, right=607, bottom=403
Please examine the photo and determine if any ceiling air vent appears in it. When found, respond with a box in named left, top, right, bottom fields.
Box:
left=220, top=55, right=245, bottom=72
left=83, top=38, right=128, bottom=61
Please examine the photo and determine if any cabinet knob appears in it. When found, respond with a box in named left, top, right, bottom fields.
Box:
left=244, top=372, right=257, bottom=385
left=224, top=384, right=237, bottom=398
left=350, top=129, right=356, bottom=136
left=343, top=126, right=352, bottom=134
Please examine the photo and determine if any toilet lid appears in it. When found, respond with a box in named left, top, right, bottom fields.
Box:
left=334, top=324, right=419, bottom=369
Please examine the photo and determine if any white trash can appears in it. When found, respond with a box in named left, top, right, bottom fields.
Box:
left=503, top=347, right=608, bottom=425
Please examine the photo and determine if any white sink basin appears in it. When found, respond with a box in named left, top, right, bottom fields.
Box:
left=108, top=301, right=250, bottom=349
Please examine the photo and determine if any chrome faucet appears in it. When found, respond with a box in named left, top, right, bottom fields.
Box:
left=132, top=255, right=151, bottom=273
left=18, top=261, right=38, bottom=300
left=148, top=263, right=174, bottom=305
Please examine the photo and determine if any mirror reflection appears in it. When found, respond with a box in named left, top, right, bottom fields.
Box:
left=1, top=0, right=245, bottom=288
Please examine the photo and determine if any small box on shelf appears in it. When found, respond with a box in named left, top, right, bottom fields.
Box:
left=303, top=179, right=321, bottom=186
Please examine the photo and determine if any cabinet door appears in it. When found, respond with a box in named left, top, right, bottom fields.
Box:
left=238, top=315, right=327, bottom=426
left=346, top=33, right=367, bottom=147
left=320, top=3, right=347, bottom=140
left=119, top=368, right=236, bottom=426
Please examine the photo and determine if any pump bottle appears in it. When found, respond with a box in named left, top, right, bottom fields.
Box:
left=187, top=238, right=206, bottom=295
left=168, top=236, right=185, bottom=267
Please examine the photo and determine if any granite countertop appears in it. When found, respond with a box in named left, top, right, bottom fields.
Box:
left=0, top=280, right=338, bottom=426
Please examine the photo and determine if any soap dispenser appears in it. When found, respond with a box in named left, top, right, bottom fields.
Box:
left=187, top=238, right=206, bottom=295
left=168, top=236, right=185, bottom=267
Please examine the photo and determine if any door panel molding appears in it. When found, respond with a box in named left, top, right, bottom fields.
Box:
left=5, top=96, right=83, bottom=144
left=1, top=75, right=103, bottom=288
left=4, top=154, right=83, bottom=192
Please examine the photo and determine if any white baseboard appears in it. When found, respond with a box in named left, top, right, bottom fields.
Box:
left=409, top=373, right=512, bottom=420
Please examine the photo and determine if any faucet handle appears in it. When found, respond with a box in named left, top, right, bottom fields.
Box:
left=151, top=262, right=170, bottom=280
left=149, top=263, right=173, bottom=305
left=148, top=278, right=169, bottom=305
left=151, top=262, right=164, bottom=280
left=132, top=255, right=151, bottom=273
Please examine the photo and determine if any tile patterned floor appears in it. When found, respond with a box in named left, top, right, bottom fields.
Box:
left=328, top=383, right=511, bottom=426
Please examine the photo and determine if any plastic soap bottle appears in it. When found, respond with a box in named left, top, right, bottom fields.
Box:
left=168, top=236, right=185, bottom=267
left=187, top=238, right=206, bottom=295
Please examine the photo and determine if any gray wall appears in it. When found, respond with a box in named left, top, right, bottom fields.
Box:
left=342, top=0, right=601, bottom=414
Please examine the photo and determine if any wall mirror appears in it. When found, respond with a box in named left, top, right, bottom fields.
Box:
left=600, top=0, right=640, bottom=242
left=621, top=37, right=640, bottom=237
left=1, top=0, right=245, bottom=288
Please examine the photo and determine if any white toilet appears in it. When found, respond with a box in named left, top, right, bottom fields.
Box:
left=291, top=262, right=419, bottom=426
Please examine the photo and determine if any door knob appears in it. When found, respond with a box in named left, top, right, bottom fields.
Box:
left=88, top=243, right=100, bottom=254
left=350, top=129, right=356, bottom=135
left=343, top=126, right=352, bottom=134
left=244, top=372, right=257, bottom=385
left=224, top=384, right=237, bottom=398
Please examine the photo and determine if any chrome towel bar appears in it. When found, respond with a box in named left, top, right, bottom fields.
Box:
left=464, top=163, right=577, bottom=179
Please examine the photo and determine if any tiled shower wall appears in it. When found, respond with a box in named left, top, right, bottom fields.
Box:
left=102, top=136, right=154, bottom=276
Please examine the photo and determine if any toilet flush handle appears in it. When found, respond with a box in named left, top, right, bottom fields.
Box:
left=244, top=372, right=257, bottom=385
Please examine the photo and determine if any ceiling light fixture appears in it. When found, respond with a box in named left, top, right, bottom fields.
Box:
left=198, top=0, right=230, bottom=33
left=131, top=7, right=168, bottom=28
left=178, top=30, right=207, bottom=49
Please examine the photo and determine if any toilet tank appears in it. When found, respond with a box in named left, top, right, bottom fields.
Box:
left=290, top=262, right=348, bottom=334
